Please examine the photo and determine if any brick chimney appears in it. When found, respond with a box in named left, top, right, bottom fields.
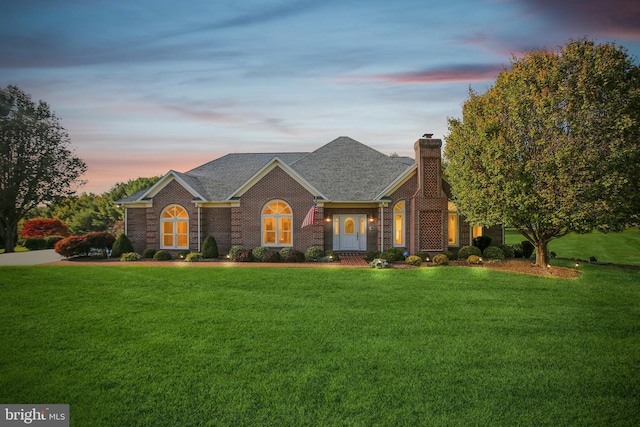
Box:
left=414, top=134, right=443, bottom=198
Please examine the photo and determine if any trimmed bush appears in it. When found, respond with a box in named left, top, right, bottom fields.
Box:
left=153, top=250, right=172, bottom=261
left=382, top=247, right=406, bottom=262
left=233, top=250, right=253, bottom=262
left=521, top=241, right=535, bottom=259
left=252, top=246, right=270, bottom=260
left=305, top=246, right=324, bottom=261
left=228, top=245, right=244, bottom=259
left=261, top=250, right=281, bottom=263
left=284, top=249, right=306, bottom=263
left=366, top=251, right=381, bottom=262
left=458, top=245, right=481, bottom=260
left=443, top=250, right=456, bottom=261
left=467, top=255, right=481, bottom=264
left=405, top=255, right=422, bottom=266
left=483, top=246, right=505, bottom=260
left=120, top=252, right=141, bottom=262
left=111, top=234, right=134, bottom=258
left=511, top=243, right=524, bottom=258
left=54, top=232, right=115, bottom=258
left=433, top=254, right=449, bottom=265
left=201, top=235, right=219, bottom=259
left=279, top=247, right=293, bottom=259
left=499, top=244, right=515, bottom=258
left=142, top=248, right=157, bottom=259
left=185, top=252, right=203, bottom=262
left=44, top=236, right=64, bottom=249
left=416, top=251, right=430, bottom=262
left=369, top=258, right=390, bottom=269
left=24, top=238, right=47, bottom=251
left=473, top=235, right=492, bottom=252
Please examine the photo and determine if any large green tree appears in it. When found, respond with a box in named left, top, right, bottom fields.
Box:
left=445, top=39, right=640, bottom=267
left=0, top=85, right=86, bottom=252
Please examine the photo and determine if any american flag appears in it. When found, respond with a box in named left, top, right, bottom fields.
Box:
left=301, top=204, right=317, bottom=228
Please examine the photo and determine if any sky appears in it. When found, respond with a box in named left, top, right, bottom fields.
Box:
left=2, top=0, right=639, bottom=194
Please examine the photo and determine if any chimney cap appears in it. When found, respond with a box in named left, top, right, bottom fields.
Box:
left=422, top=133, right=434, bottom=138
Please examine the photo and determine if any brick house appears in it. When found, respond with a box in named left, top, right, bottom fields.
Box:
left=118, top=135, right=503, bottom=256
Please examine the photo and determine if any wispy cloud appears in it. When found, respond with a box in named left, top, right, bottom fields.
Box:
left=337, top=64, right=506, bottom=85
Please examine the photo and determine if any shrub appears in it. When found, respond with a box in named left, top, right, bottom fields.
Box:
left=233, top=250, right=253, bottom=262
left=21, top=218, right=70, bottom=238
left=44, top=235, right=65, bottom=249
left=142, top=248, right=157, bottom=259
left=381, top=247, right=406, bottom=262
left=176, top=250, right=190, bottom=259
left=24, top=238, right=47, bottom=251
left=366, top=251, right=381, bottom=262
left=305, top=246, right=324, bottom=261
left=521, top=241, right=535, bottom=259
left=279, top=247, right=293, bottom=259
left=284, top=249, right=306, bottom=263
left=416, top=251, right=430, bottom=262
left=483, top=246, right=505, bottom=260
left=433, top=254, right=449, bottom=265
left=228, top=245, right=244, bottom=259
left=261, top=250, right=281, bottom=263
left=499, top=244, right=515, bottom=259
left=325, top=250, right=340, bottom=261
left=201, top=235, right=219, bottom=259
left=473, top=235, right=492, bottom=252
left=405, top=255, right=422, bottom=266
left=120, top=252, right=141, bottom=262
left=54, top=232, right=115, bottom=258
left=111, top=234, right=134, bottom=258
left=153, top=250, right=172, bottom=261
left=443, top=250, right=456, bottom=261
left=185, top=252, right=203, bottom=262
left=458, top=245, right=481, bottom=260
left=369, top=258, right=389, bottom=269
left=467, top=255, right=481, bottom=264
left=511, top=243, right=524, bottom=258
left=252, top=246, right=270, bottom=260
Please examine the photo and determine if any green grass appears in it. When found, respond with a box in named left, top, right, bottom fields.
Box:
left=505, top=227, right=640, bottom=266
left=1, top=265, right=639, bottom=426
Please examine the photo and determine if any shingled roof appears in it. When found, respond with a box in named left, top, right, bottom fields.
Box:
left=120, top=137, right=414, bottom=203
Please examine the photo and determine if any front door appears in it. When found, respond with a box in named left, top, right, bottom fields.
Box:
left=333, top=215, right=367, bottom=251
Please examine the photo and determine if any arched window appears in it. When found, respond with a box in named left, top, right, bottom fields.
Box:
left=448, top=202, right=459, bottom=246
left=393, top=201, right=405, bottom=247
left=262, top=200, right=293, bottom=246
left=161, top=204, right=189, bottom=249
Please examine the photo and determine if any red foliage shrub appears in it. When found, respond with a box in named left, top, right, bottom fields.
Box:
left=22, top=218, right=70, bottom=238
left=54, top=232, right=115, bottom=257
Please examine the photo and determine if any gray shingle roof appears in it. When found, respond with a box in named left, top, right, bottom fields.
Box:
left=121, top=137, right=414, bottom=203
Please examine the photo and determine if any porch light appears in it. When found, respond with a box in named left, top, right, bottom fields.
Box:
left=325, top=216, right=331, bottom=223
left=368, top=215, right=374, bottom=223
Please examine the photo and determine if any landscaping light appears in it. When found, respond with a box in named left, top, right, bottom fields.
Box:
left=575, top=262, right=579, bottom=268
left=547, top=264, right=551, bottom=268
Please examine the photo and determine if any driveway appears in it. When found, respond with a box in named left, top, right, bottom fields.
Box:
left=0, top=249, right=64, bottom=266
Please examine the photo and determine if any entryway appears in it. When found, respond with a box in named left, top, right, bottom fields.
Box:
left=332, top=214, right=367, bottom=251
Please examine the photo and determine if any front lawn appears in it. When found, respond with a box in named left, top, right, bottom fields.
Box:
left=1, top=266, right=638, bottom=426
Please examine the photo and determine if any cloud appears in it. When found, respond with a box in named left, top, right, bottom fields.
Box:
left=521, top=0, right=640, bottom=38
left=337, top=64, right=506, bottom=85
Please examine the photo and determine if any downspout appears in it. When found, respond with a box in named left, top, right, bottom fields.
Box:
left=124, top=207, right=128, bottom=235
left=380, top=204, right=384, bottom=252
left=197, top=206, right=201, bottom=252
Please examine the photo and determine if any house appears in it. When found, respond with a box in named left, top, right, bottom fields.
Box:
left=118, top=135, right=503, bottom=256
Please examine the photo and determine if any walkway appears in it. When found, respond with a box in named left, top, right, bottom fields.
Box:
left=339, top=252, right=369, bottom=267
left=0, top=249, right=64, bottom=266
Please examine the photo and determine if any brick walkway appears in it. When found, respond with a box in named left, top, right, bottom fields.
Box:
left=339, top=252, right=369, bottom=267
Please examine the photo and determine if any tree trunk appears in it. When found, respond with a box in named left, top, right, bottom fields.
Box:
left=534, top=240, right=549, bottom=267
left=2, top=222, right=17, bottom=253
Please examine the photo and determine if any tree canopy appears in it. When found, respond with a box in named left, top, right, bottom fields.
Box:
left=445, top=39, right=640, bottom=267
left=0, top=85, right=86, bottom=252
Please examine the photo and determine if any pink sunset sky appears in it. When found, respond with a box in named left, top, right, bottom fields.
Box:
left=2, top=0, right=639, bottom=194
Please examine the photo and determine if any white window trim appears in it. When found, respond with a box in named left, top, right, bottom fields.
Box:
left=160, top=204, right=190, bottom=249
left=261, top=200, right=293, bottom=247
left=393, top=201, right=405, bottom=247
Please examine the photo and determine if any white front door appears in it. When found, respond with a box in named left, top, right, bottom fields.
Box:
left=333, top=215, right=367, bottom=251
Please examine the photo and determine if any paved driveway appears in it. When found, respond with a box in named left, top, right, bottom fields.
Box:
left=0, top=249, right=64, bottom=266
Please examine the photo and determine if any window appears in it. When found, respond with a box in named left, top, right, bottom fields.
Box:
left=472, top=225, right=483, bottom=238
left=447, top=202, right=458, bottom=246
left=393, top=201, right=405, bottom=247
left=161, top=205, right=189, bottom=249
left=262, top=200, right=293, bottom=246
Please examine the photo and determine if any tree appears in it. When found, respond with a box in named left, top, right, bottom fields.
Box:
left=445, top=39, right=640, bottom=267
left=1, top=86, right=86, bottom=252
left=21, top=218, right=70, bottom=238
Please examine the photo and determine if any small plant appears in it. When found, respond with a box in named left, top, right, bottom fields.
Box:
left=120, top=252, right=142, bottom=262
left=369, top=258, right=390, bottom=269
left=382, top=247, right=406, bottom=262
left=511, top=243, right=524, bottom=258
left=284, top=249, right=306, bottom=263
left=433, top=254, right=449, bottom=265
left=499, top=244, right=515, bottom=258
left=142, top=248, right=157, bottom=259
left=261, top=250, right=281, bottom=263
left=416, top=251, right=431, bottom=262
left=405, top=255, right=422, bottom=266
left=521, top=241, right=535, bottom=259
left=467, top=255, right=481, bottom=264
left=233, top=250, right=253, bottom=262
left=153, top=250, right=172, bottom=261
left=201, top=235, right=219, bottom=259
left=443, top=250, right=456, bottom=261
left=457, top=245, right=481, bottom=260
left=228, top=245, right=244, bottom=259
left=252, top=246, right=270, bottom=260
left=483, top=246, right=505, bottom=260
left=305, top=246, right=324, bottom=261
left=111, top=233, right=134, bottom=258
left=185, top=252, right=203, bottom=262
